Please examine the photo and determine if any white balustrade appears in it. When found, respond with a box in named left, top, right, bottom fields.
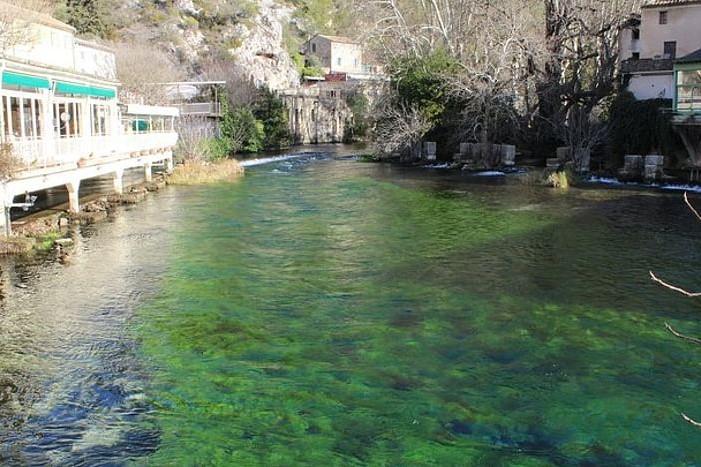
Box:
left=10, top=131, right=178, bottom=171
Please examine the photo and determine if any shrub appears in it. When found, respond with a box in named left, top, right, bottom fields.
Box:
left=254, top=88, right=291, bottom=149
left=606, top=91, right=681, bottom=166
left=168, top=159, right=244, bottom=185
left=546, top=170, right=570, bottom=189
left=0, top=143, right=21, bottom=179
left=387, top=50, right=460, bottom=121
left=199, top=137, right=231, bottom=161
left=344, top=90, right=370, bottom=141
left=220, top=99, right=264, bottom=153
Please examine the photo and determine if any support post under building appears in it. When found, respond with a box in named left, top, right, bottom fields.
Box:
left=113, top=168, right=124, bottom=195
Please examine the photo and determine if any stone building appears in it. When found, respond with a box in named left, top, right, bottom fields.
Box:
left=281, top=83, right=353, bottom=144
left=304, top=35, right=363, bottom=75
left=620, top=0, right=701, bottom=100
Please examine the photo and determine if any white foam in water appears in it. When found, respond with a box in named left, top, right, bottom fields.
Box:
left=239, top=154, right=314, bottom=168
left=422, top=163, right=452, bottom=169
left=588, top=176, right=623, bottom=185
left=588, top=176, right=701, bottom=193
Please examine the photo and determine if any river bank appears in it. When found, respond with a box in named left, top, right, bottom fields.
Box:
left=0, top=159, right=246, bottom=256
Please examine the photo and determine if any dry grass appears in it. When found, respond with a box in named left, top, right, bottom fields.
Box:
left=0, top=237, right=36, bottom=255
left=167, top=159, right=245, bottom=186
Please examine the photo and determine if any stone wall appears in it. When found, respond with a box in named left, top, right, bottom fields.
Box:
left=454, top=143, right=516, bottom=169
left=281, top=85, right=354, bottom=144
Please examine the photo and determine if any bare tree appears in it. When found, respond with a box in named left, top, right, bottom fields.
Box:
left=114, top=41, right=185, bottom=105
left=359, top=0, right=542, bottom=154
left=361, top=0, right=479, bottom=62
left=357, top=0, right=640, bottom=147
left=174, top=114, right=215, bottom=162
left=553, top=105, right=609, bottom=169
left=373, top=94, right=434, bottom=159
left=650, top=192, right=701, bottom=429
left=537, top=0, right=642, bottom=121
left=199, top=57, right=259, bottom=107
left=442, top=1, right=539, bottom=148
left=0, top=0, right=56, bottom=54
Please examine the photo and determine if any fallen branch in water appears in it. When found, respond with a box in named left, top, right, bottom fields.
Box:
left=649, top=271, right=701, bottom=298
left=685, top=192, right=701, bottom=223
left=682, top=412, right=701, bottom=429
left=665, top=322, right=701, bottom=345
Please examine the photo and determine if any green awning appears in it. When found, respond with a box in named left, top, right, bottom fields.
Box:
left=55, top=81, right=116, bottom=99
left=2, top=71, right=51, bottom=89
left=89, top=87, right=117, bottom=98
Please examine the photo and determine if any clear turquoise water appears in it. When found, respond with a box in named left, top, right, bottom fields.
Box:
left=2, top=149, right=701, bottom=465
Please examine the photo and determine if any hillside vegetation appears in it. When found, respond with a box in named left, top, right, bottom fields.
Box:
left=55, top=0, right=352, bottom=83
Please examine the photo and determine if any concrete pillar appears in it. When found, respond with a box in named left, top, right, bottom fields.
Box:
left=66, top=180, right=80, bottom=213
left=166, top=154, right=174, bottom=174
left=41, top=88, right=54, bottom=168
left=423, top=142, right=437, bottom=161
left=113, top=168, right=124, bottom=195
left=144, top=162, right=153, bottom=182
left=0, top=188, right=9, bottom=237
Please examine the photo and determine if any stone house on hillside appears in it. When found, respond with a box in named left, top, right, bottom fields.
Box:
left=304, top=35, right=363, bottom=75
left=620, top=0, right=701, bottom=100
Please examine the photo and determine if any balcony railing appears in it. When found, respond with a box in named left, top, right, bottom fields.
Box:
left=178, top=102, right=221, bottom=116
left=676, top=86, right=701, bottom=113
left=10, top=131, right=179, bottom=172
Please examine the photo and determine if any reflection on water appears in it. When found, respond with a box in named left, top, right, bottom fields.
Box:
left=0, top=191, right=181, bottom=464
left=12, top=166, right=150, bottom=220
left=2, top=147, right=701, bottom=464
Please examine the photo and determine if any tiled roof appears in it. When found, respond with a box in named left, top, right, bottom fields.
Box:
left=677, top=48, right=701, bottom=63
left=621, top=58, right=675, bottom=73
left=316, top=35, right=358, bottom=45
left=643, top=0, right=701, bottom=8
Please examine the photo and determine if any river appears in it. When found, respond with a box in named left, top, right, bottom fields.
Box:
left=1, top=146, right=701, bottom=465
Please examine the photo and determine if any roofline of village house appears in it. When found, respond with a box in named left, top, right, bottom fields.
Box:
left=74, top=38, right=116, bottom=54
left=642, top=0, right=701, bottom=9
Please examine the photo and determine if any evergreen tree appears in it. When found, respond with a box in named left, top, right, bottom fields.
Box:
left=254, top=89, right=291, bottom=150
left=57, top=0, right=114, bottom=38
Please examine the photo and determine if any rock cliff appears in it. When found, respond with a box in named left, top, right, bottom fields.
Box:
left=228, top=0, right=300, bottom=90
left=117, top=0, right=303, bottom=91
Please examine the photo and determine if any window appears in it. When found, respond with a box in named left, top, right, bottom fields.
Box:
left=92, top=104, right=110, bottom=136
left=659, top=11, right=668, bottom=24
left=3, top=95, right=42, bottom=139
left=676, top=68, right=701, bottom=112
left=664, top=41, right=677, bottom=59
left=54, top=102, right=82, bottom=137
left=9, top=97, right=19, bottom=137
left=336, top=57, right=342, bottom=66
left=311, top=43, right=316, bottom=53
left=632, top=52, right=640, bottom=60
left=632, top=28, right=640, bottom=40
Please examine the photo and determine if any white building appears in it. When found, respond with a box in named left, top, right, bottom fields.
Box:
left=0, top=2, right=178, bottom=234
left=621, top=0, right=701, bottom=100
left=305, top=35, right=364, bottom=75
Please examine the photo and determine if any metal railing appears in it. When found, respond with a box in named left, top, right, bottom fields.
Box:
left=178, top=102, right=221, bottom=116
left=11, top=131, right=179, bottom=171
left=676, top=86, right=701, bottom=113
